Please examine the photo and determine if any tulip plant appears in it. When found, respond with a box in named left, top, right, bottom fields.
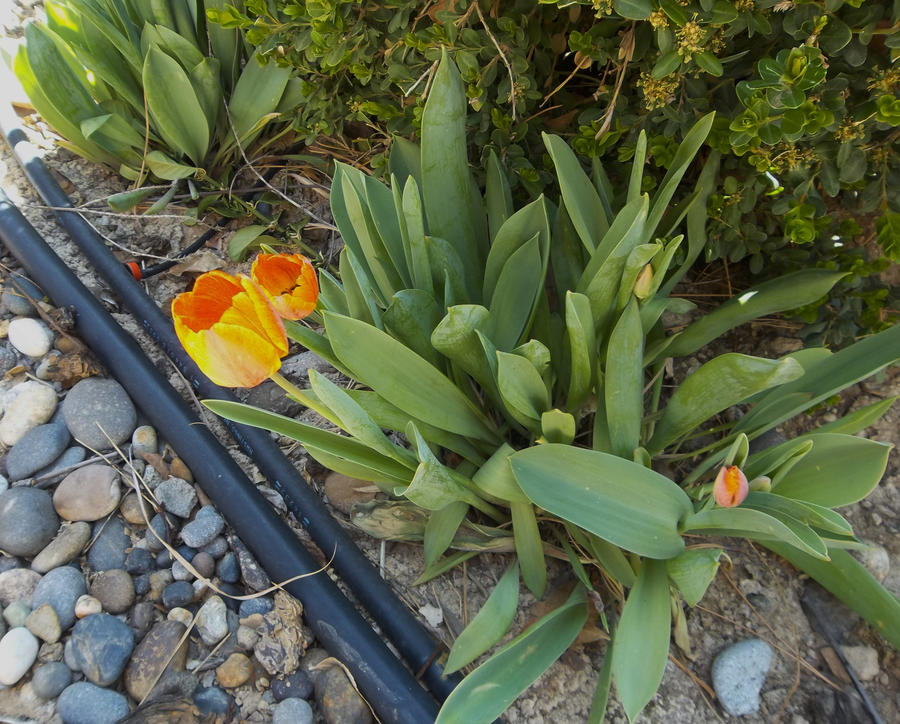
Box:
left=174, top=52, right=900, bottom=723
left=14, top=0, right=300, bottom=213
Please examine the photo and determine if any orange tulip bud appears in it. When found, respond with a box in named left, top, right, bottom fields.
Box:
left=172, top=270, right=288, bottom=388
left=713, top=465, right=749, bottom=508
left=251, top=253, right=319, bottom=321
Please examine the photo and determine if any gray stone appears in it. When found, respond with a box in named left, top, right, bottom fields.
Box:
left=272, top=669, right=314, bottom=702
left=124, top=619, right=188, bottom=701
left=0, top=626, right=39, bottom=685
left=145, top=512, right=175, bottom=553
left=86, top=517, right=129, bottom=571
left=315, top=661, right=373, bottom=724
left=161, top=580, right=194, bottom=609
left=155, top=477, right=197, bottom=518
left=0, top=344, right=16, bottom=377
left=131, top=425, right=158, bottom=460
left=231, top=537, right=270, bottom=591
left=3, top=600, right=30, bottom=627
left=31, top=564, right=87, bottom=630
left=57, top=682, right=130, bottom=724
left=201, top=536, right=228, bottom=558
left=854, top=544, right=890, bottom=583
left=34, top=445, right=87, bottom=480
left=70, top=613, right=134, bottom=686
left=7, top=317, right=53, bottom=357
left=711, top=638, right=774, bottom=716
left=31, top=660, right=72, bottom=699
left=61, top=377, right=137, bottom=451
left=0, top=380, right=58, bottom=446
left=5, top=423, right=70, bottom=480
left=89, top=569, right=135, bottom=614
left=193, top=685, right=232, bottom=716
left=145, top=669, right=198, bottom=703
left=0, top=487, right=59, bottom=556
left=124, top=547, right=154, bottom=575
left=273, top=697, right=314, bottom=724
left=217, top=553, right=240, bottom=583
left=53, top=464, right=121, bottom=521
left=172, top=559, right=194, bottom=581
left=133, top=573, right=150, bottom=597
left=0, top=566, right=41, bottom=606
left=129, top=601, right=160, bottom=641
left=191, top=551, right=215, bottom=579
left=31, top=521, right=91, bottom=573
left=196, top=595, right=228, bottom=646
left=63, top=636, right=80, bottom=671
left=25, top=602, right=62, bottom=643
left=1, top=273, right=44, bottom=316
left=0, top=556, right=19, bottom=575
left=239, top=596, right=273, bottom=618
left=180, top=506, right=224, bottom=548
left=840, top=644, right=879, bottom=681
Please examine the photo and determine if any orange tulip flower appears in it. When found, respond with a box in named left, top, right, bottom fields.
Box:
left=172, top=270, right=288, bottom=388
left=251, top=253, right=319, bottom=321
left=713, top=465, right=749, bottom=508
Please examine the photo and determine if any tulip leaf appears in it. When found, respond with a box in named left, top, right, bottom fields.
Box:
left=227, top=224, right=268, bottom=261
left=734, top=323, right=900, bottom=436
left=383, top=290, right=442, bottom=368
left=770, top=434, right=892, bottom=508
left=444, top=560, right=520, bottom=674
left=741, top=492, right=853, bottom=536
left=308, top=369, right=418, bottom=470
left=648, top=354, right=804, bottom=454
left=764, top=544, right=900, bottom=651
left=202, top=400, right=413, bottom=487
left=106, top=186, right=160, bottom=212
left=588, top=637, right=615, bottom=724
left=424, top=501, right=469, bottom=569
left=431, top=305, right=497, bottom=395
left=436, top=586, right=588, bottom=724
left=339, top=248, right=382, bottom=328
left=543, top=132, right=608, bottom=251
left=586, top=533, right=636, bottom=588
left=510, top=445, right=691, bottom=559
left=605, top=298, right=644, bottom=458
left=565, top=291, right=596, bottom=410
left=665, top=548, right=723, bottom=607
left=145, top=150, right=200, bottom=180
left=541, top=409, right=576, bottom=445
left=323, top=312, right=498, bottom=442
left=681, top=507, right=829, bottom=560
left=388, top=135, right=422, bottom=192
left=225, top=51, right=291, bottom=149
left=496, top=351, right=549, bottom=430
left=627, top=132, right=648, bottom=204
left=471, top=443, right=529, bottom=504
left=143, top=45, right=209, bottom=164
left=483, top=197, right=551, bottom=303
left=808, top=396, right=898, bottom=437
left=485, top=149, right=514, bottom=242
left=487, top=233, right=545, bottom=352
left=399, top=457, right=497, bottom=518
left=744, top=438, right=814, bottom=487
left=611, top=559, right=671, bottom=723
left=511, top=500, right=547, bottom=598
left=421, top=50, right=487, bottom=285
left=401, top=177, right=433, bottom=296
left=364, top=172, right=411, bottom=288
left=658, top=270, right=848, bottom=361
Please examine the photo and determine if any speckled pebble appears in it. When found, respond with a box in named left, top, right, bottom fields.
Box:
left=132, top=573, right=150, bottom=597
left=201, top=536, right=228, bottom=558
left=61, top=377, right=137, bottom=451
left=7, top=317, right=53, bottom=357
left=31, top=660, right=72, bottom=699
left=0, top=486, right=59, bottom=557
left=0, top=567, right=41, bottom=607
left=70, top=613, right=134, bottom=686
left=31, top=521, right=91, bottom=573
left=86, top=517, right=129, bottom=571
left=172, top=559, right=194, bottom=581
left=196, top=595, right=228, bottom=646
left=217, top=552, right=240, bottom=584
left=239, top=596, right=273, bottom=618
left=180, top=505, right=224, bottom=548
left=232, top=537, right=270, bottom=592
left=155, top=477, right=197, bottom=518
left=273, top=697, right=314, bottom=724
left=30, top=565, right=86, bottom=630
left=125, top=547, right=154, bottom=575
left=57, top=682, right=130, bottom=724
left=161, top=580, right=195, bottom=610
left=5, top=422, right=70, bottom=481
left=0, top=380, right=58, bottom=446
left=712, top=638, right=773, bottom=716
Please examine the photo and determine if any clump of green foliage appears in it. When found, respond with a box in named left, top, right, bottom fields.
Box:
left=210, top=53, right=900, bottom=723
left=213, top=0, right=899, bottom=341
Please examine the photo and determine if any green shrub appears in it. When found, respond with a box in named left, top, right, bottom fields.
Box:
left=206, top=53, right=900, bottom=723
left=214, top=0, right=899, bottom=339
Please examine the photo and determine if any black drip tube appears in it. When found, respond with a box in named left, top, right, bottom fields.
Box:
left=1, top=120, right=458, bottom=714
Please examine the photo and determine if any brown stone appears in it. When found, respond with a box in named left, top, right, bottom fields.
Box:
left=53, top=464, right=121, bottom=521
left=31, top=522, right=91, bottom=573
left=216, top=652, right=252, bottom=689
left=120, top=492, right=148, bottom=527
left=89, top=569, right=135, bottom=614
left=124, top=620, right=189, bottom=701
left=324, top=472, right=377, bottom=515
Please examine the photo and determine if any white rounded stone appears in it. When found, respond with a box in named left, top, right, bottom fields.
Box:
left=0, top=626, right=40, bottom=685
left=7, top=317, right=53, bottom=358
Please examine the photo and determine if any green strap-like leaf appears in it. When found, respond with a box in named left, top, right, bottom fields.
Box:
left=605, top=299, right=644, bottom=458
left=470, top=444, right=529, bottom=504
left=143, top=44, right=209, bottom=164
left=627, top=131, right=647, bottom=204
left=436, top=586, right=588, bottom=724
left=496, top=351, right=549, bottom=430
left=383, top=290, right=442, bottom=368
left=511, top=500, right=547, bottom=598
left=483, top=197, right=551, bottom=303
left=611, top=559, right=671, bottom=723
left=511, top=445, right=691, bottom=559
left=487, top=234, right=545, bottom=352
left=444, top=560, right=520, bottom=674
left=224, top=51, right=291, bottom=150
left=421, top=50, right=487, bottom=283
left=401, top=177, right=433, bottom=296
left=665, top=548, right=723, bottom=607
left=324, top=312, right=498, bottom=442
left=565, top=291, right=596, bottom=411
left=424, top=501, right=469, bottom=569
left=485, top=150, right=514, bottom=242
left=648, top=354, right=804, bottom=454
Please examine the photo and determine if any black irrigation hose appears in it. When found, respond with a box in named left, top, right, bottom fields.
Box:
left=1, top=123, right=458, bottom=706
left=0, top=186, right=443, bottom=723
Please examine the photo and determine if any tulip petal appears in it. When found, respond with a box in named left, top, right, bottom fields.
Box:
left=713, top=465, right=749, bottom=508
left=252, top=253, right=319, bottom=321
